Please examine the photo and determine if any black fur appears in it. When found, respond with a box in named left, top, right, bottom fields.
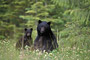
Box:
left=16, top=28, right=33, bottom=50
left=34, top=20, right=58, bottom=52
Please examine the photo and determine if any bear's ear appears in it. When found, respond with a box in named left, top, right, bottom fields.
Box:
left=24, top=28, right=27, bottom=31
left=31, top=28, right=33, bottom=31
left=38, top=20, right=42, bottom=24
left=47, top=22, right=51, bottom=25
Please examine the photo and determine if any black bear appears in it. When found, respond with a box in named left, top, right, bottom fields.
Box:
left=34, top=20, right=58, bottom=52
left=16, top=28, right=33, bottom=50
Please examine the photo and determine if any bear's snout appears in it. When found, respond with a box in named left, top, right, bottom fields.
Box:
left=27, top=33, right=30, bottom=36
left=40, top=27, right=45, bottom=33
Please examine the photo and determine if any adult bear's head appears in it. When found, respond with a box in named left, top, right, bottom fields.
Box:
left=37, top=20, right=51, bottom=35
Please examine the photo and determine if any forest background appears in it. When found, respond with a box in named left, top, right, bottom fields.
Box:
left=0, top=0, right=90, bottom=60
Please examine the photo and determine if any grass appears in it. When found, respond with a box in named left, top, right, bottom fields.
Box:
left=0, top=39, right=90, bottom=60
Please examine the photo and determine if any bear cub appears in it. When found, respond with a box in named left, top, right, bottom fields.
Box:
left=16, top=28, right=33, bottom=50
left=34, top=20, right=58, bottom=52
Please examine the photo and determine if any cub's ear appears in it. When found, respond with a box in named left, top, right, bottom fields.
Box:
left=47, top=22, right=51, bottom=25
left=24, top=28, right=27, bottom=31
left=31, top=28, right=33, bottom=31
left=38, top=20, right=42, bottom=24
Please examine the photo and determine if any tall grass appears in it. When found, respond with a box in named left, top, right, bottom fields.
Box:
left=0, top=38, right=90, bottom=60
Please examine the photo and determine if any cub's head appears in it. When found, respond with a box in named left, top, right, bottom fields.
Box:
left=24, top=28, right=33, bottom=37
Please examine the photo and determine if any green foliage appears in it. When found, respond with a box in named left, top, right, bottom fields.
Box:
left=52, top=0, right=90, bottom=26
left=60, top=23, right=90, bottom=49
left=0, top=0, right=90, bottom=59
